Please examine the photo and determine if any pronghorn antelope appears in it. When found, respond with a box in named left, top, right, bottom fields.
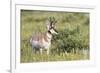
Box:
left=30, top=17, right=58, bottom=55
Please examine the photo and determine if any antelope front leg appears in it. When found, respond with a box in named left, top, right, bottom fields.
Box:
left=40, top=48, right=43, bottom=55
left=47, top=49, right=49, bottom=55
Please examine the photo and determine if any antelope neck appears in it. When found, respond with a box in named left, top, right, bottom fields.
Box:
left=46, top=31, right=52, bottom=39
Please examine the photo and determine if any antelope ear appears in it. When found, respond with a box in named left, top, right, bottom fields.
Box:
left=46, top=18, right=51, bottom=30
left=53, top=20, right=57, bottom=27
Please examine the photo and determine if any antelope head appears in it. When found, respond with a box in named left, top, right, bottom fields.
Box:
left=46, top=17, right=58, bottom=34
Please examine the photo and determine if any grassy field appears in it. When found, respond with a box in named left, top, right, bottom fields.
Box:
left=20, top=10, right=89, bottom=63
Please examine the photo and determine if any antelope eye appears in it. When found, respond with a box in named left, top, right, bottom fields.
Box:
left=52, top=24, right=55, bottom=27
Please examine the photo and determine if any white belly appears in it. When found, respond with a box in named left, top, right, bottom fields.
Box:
left=31, top=38, right=51, bottom=49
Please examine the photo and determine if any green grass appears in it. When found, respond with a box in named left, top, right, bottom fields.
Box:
left=20, top=10, right=89, bottom=63
left=21, top=52, right=89, bottom=63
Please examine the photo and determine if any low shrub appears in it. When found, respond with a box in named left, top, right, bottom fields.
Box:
left=51, top=27, right=89, bottom=54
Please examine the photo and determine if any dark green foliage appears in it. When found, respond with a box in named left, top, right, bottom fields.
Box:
left=52, top=26, right=89, bottom=55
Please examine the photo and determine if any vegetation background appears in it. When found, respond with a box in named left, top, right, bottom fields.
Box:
left=20, top=10, right=89, bottom=63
